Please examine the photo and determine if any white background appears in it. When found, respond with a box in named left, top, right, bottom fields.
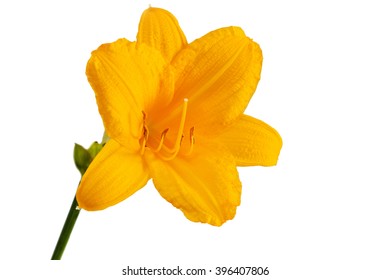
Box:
left=1, top=0, right=389, bottom=279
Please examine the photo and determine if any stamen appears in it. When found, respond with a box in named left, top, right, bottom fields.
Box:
left=141, top=99, right=195, bottom=160
left=190, top=126, right=195, bottom=144
left=151, top=128, right=169, bottom=153
left=140, top=125, right=149, bottom=155
left=160, top=98, right=189, bottom=161
left=183, top=127, right=195, bottom=156
left=140, top=111, right=147, bottom=135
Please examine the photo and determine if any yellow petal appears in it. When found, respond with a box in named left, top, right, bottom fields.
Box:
left=137, top=7, right=187, bottom=62
left=86, top=38, right=170, bottom=151
left=76, top=139, right=149, bottom=210
left=217, top=114, right=282, bottom=166
left=145, top=143, right=241, bottom=226
left=167, top=27, right=262, bottom=135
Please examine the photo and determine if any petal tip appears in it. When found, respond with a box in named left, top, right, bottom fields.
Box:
left=137, top=6, right=187, bottom=61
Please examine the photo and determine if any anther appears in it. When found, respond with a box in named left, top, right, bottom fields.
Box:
left=190, top=126, right=195, bottom=144
left=140, top=126, right=149, bottom=155
left=140, top=111, right=147, bottom=133
left=183, top=127, right=195, bottom=156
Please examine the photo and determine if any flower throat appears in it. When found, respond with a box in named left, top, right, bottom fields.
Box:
left=140, top=98, right=195, bottom=160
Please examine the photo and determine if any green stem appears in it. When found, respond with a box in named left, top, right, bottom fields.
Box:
left=51, top=196, right=80, bottom=260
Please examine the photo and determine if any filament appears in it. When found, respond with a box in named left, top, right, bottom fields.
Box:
left=151, top=128, right=169, bottom=153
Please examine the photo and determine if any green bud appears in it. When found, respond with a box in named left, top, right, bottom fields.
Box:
left=73, top=141, right=106, bottom=176
left=87, top=141, right=104, bottom=159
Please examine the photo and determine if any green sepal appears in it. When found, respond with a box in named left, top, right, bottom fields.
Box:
left=73, top=143, right=92, bottom=176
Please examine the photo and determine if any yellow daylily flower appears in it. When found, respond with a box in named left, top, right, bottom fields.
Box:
left=76, top=7, right=282, bottom=226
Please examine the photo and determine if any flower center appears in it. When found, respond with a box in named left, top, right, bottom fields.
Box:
left=140, top=98, right=195, bottom=160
